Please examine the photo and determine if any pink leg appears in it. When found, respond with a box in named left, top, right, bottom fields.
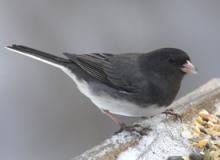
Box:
left=102, top=110, right=151, bottom=135
left=102, top=110, right=126, bottom=128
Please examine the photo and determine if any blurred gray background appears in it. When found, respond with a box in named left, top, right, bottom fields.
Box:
left=0, top=0, right=220, bottom=160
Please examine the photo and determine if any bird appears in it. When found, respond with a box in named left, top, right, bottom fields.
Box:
left=5, top=45, right=197, bottom=133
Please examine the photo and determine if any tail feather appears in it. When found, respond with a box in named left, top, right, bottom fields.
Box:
left=5, top=45, right=70, bottom=68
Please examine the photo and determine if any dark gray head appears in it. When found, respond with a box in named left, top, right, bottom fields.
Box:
left=139, top=48, right=197, bottom=106
left=141, top=48, right=197, bottom=77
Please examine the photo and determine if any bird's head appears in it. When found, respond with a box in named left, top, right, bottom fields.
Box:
left=163, top=48, right=197, bottom=75
left=144, top=48, right=197, bottom=76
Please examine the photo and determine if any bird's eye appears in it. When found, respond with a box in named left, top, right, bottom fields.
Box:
left=167, top=57, right=175, bottom=64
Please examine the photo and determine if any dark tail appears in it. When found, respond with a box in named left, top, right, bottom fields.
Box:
left=5, top=45, right=70, bottom=68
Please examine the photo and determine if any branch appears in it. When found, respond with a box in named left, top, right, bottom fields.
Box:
left=72, top=78, right=220, bottom=160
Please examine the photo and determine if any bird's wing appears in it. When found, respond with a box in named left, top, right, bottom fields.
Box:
left=63, top=53, right=142, bottom=93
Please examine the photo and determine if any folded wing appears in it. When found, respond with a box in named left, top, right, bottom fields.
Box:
left=63, top=53, right=142, bottom=93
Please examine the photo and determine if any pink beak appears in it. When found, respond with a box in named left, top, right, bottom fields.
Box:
left=181, top=60, right=198, bottom=74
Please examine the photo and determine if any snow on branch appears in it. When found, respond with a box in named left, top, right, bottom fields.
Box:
left=73, top=79, right=220, bottom=160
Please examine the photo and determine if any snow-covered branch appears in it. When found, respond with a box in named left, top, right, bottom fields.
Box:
left=73, top=79, right=220, bottom=160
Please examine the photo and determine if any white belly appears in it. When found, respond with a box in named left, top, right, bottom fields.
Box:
left=87, top=94, right=167, bottom=117
left=62, top=68, right=167, bottom=117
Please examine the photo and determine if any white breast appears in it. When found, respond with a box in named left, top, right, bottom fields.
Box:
left=62, top=68, right=167, bottom=117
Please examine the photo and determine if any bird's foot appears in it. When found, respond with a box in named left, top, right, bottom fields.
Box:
left=114, top=123, right=151, bottom=136
left=162, top=109, right=182, bottom=122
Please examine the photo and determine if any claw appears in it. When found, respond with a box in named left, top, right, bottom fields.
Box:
left=115, top=123, right=151, bottom=136
left=103, top=110, right=152, bottom=135
left=162, top=109, right=182, bottom=122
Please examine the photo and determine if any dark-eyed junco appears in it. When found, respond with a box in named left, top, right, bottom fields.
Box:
left=5, top=45, right=197, bottom=133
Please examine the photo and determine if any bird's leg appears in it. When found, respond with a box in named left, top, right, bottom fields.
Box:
left=102, top=110, right=127, bottom=133
left=162, top=109, right=182, bottom=122
left=102, top=110, right=151, bottom=135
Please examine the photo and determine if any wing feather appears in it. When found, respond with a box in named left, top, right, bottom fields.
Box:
left=63, top=52, right=141, bottom=93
